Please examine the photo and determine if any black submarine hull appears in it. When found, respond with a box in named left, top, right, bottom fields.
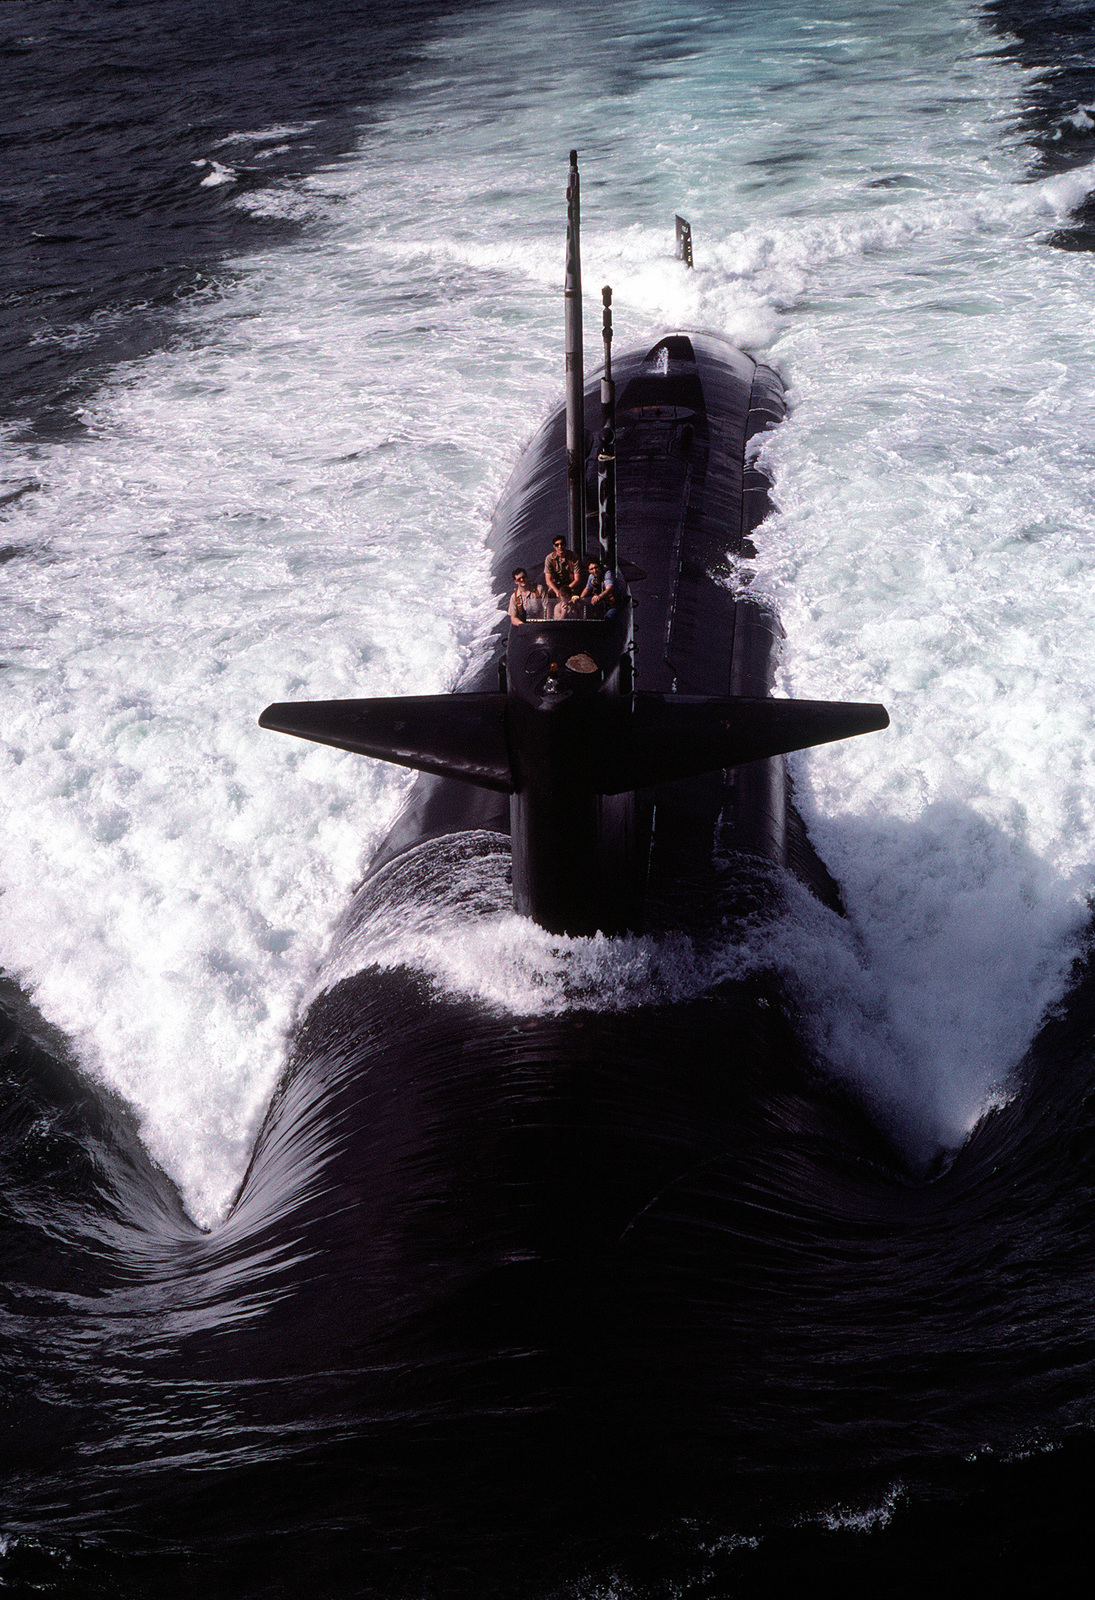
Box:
left=240, top=334, right=888, bottom=1331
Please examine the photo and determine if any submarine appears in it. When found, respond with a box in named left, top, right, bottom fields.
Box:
left=259, top=151, right=888, bottom=938
left=230, top=155, right=896, bottom=1557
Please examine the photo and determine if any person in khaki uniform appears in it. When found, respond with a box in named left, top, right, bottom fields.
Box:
left=544, top=536, right=580, bottom=598
left=508, top=569, right=544, bottom=624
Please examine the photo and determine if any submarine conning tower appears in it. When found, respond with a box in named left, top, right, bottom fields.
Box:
left=258, top=152, right=889, bottom=937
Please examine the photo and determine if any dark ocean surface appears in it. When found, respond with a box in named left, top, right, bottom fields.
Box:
left=0, top=0, right=448, bottom=439
left=5, top=1, right=1095, bottom=1595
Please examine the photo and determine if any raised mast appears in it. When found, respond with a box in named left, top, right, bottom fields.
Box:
left=564, top=149, right=586, bottom=562
left=597, top=284, right=617, bottom=572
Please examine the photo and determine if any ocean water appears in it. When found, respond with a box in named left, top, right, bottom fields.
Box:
left=5, top=0, right=1095, bottom=1592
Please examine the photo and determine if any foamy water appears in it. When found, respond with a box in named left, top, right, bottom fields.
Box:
left=2, top=0, right=1094, bottom=1222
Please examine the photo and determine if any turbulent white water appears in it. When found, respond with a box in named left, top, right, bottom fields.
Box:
left=3, top=0, right=1095, bottom=1222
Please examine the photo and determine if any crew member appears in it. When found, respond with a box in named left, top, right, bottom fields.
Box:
left=544, top=536, right=581, bottom=599
left=551, top=580, right=581, bottom=620
left=581, top=559, right=619, bottom=619
left=508, top=568, right=544, bottom=624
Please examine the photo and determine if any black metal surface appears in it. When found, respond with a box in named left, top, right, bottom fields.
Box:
left=259, top=693, right=514, bottom=792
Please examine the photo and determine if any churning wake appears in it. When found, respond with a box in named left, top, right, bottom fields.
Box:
left=2, top=0, right=1095, bottom=1223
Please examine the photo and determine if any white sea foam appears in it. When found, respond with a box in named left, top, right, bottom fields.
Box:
left=318, top=837, right=753, bottom=1016
left=231, top=182, right=337, bottom=223
left=1, top=0, right=1091, bottom=1222
left=215, top=124, right=319, bottom=147
left=1038, top=157, right=1095, bottom=212
left=816, top=1482, right=906, bottom=1533
left=193, top=159, right=238, bottom=189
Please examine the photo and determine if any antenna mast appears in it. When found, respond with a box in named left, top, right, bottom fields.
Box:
left=565, top=150, right=586, bottom=561
left=597, top=285, right=617, bottom=572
